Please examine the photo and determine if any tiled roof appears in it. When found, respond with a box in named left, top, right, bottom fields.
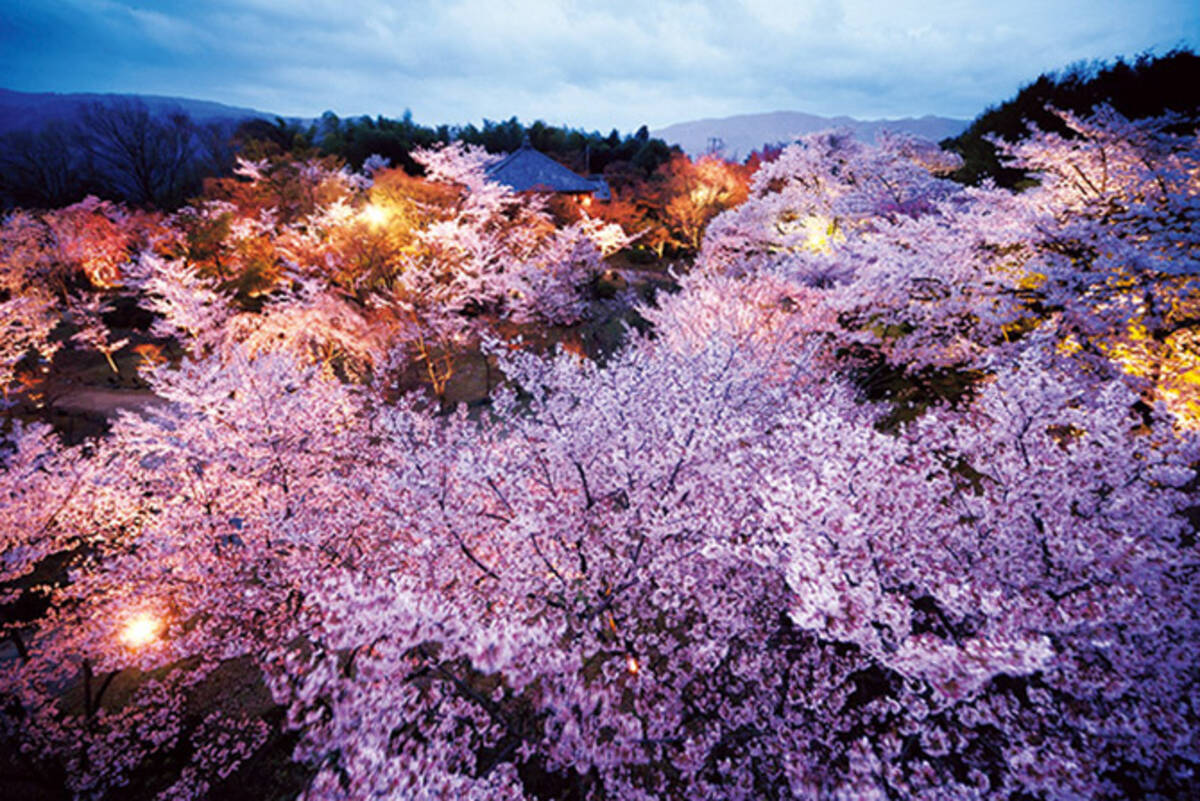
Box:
left=587, top=175, right=612, bottom=202
left=486, top=141, right=601, bottom=194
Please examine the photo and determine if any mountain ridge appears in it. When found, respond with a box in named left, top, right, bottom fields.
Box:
left=653, top=110, right=970, bottom=158
left=0, top=88, right=278, bottom=135
left=0, top=88, right=971, bottom=162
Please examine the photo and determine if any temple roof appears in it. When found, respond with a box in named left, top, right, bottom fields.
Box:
left=486, top=140, right=601, bottom=194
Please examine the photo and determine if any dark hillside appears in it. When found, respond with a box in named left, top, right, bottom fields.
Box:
left=943, top=49, right=1200, bottom=187
left=0, top=88, right=272, bottom=135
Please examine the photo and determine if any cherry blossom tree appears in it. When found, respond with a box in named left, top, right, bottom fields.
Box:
left=1, top=109, right=1197, bottom=801
left=262, top=320, right=1198, bottom=800
left=993, top=106, right=1200, bottom=426
left=1, top=343, right=367, bottom=798
left=268, top=333, right=826, bottom=799
left=165, top=144, right=629, bottom=398
left=699, top=129, right=962, bottom=275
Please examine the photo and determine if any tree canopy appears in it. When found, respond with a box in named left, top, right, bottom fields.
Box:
left=942, top=48, right=1200, bottom=186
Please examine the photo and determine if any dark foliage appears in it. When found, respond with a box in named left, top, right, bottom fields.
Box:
left=298, top=110, right=679, bottom=179
left=942, top=49, right=1200, bottom=187
left=0, top=99, right=239, bottom=211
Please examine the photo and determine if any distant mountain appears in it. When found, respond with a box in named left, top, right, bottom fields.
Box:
left=0, top=88, right=276, bottom=135
left=653, top=111, right=970, bottom=159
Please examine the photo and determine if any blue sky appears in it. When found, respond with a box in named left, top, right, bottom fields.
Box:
left=2, top=0, right=1197, bottom=131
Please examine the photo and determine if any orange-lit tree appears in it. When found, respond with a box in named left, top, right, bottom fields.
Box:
left=656, top=153, right=750, bottom=254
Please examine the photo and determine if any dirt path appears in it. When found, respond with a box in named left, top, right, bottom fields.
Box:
left=45, top=385, right=166, bottom=417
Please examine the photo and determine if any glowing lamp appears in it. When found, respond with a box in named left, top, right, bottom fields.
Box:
left=120, top=613, right=162, bottom=649
left=361, top=203, right=388, bottom=228
left=803, top=216, right=833, bottom=252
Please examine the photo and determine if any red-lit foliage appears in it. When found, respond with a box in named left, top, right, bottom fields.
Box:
left=589, top=152, right=751, bottom=259
left=742, top=143, right=784, bottom=176
left=656, top=153, right=751, bottom=253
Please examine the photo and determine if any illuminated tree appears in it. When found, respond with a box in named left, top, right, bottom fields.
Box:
left=2, top=109, right=1198, bottom=801
left=655, top=153, right=750, bottom=254
left=360, top=143, right=627, bottom=396
left=699, top=129, right=962, bottom=276
left=0, top=347, right=352, bottom=798
left=993, top=106, right=1200, bottom=425
left=166, top=144, right=630, bottom=398
left=0, top=197, right=167, bottom=407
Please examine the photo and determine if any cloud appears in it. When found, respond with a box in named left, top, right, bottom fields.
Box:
left=2, top=0, right=1197, bottom=131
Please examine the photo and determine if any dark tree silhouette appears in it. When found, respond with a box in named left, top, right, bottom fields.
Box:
left=79, top=99, right=234, bottom=208
left=0, top=120, right=91, bottom=209
left=943, top=48, right=1200, bottom=187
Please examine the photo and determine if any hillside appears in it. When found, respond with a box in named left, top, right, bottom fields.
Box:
left=0, top=88, right=274, bottom=134
left=652, top=110, right=969, bottom=158
left=941, top=49, right=1200, bottom=186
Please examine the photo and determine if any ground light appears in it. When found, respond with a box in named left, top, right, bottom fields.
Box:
left=119, top=612, right=162, bottom=649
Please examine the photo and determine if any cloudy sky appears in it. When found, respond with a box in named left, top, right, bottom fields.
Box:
left=3, top=0, right=1197, bottom=131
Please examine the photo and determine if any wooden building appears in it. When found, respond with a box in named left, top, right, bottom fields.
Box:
left=486, top=137, right=610, bottom=206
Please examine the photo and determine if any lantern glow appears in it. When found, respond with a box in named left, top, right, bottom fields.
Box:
left=361, top=203, right=388, bottom=228
left=120, top=612, right=162, bottom=648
